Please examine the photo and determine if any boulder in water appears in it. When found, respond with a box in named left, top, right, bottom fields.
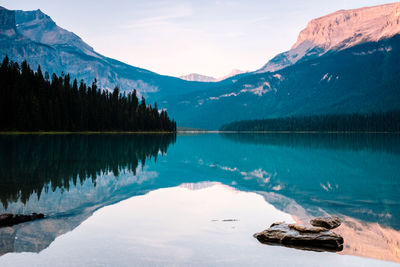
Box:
left=254, top=222, right=344, bottom=252
left=310, top=216, right=342, bottom=229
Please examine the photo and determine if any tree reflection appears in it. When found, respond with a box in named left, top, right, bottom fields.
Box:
left=221, top=133, right=400, bottom=154
left=0, top=134, right=176, bottom=208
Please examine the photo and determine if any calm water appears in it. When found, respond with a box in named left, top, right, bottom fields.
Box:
left=0, top=133, right=399, bottom=266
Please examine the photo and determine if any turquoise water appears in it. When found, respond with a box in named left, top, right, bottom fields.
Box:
left=0, top=133, right=399, bottom=266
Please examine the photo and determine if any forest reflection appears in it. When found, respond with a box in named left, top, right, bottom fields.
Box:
left=0, top=134, right=176, bottom=209
left=220, top=133, right=400, bottom=154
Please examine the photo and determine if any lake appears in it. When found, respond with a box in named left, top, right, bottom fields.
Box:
left=0, top=133, right=399, bottom=266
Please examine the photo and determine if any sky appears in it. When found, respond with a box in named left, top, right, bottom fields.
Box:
left=0, top=0, right=396, bottom=77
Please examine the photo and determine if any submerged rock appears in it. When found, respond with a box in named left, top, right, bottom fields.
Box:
left=254, top=222, right=344, bottom=252
left=310, top=216, right=342, bottom=229
left=0, top=213, right=44, bottom=227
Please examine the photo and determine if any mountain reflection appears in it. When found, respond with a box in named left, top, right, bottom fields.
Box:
left=219, top=133, right=400, bottom=230
left=0, top=134, right=176, bottom=209
left=1, top=133, right=399, bottom=263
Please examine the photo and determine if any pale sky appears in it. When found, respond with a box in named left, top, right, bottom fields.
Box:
left=1, top=0, right=396, bottom=77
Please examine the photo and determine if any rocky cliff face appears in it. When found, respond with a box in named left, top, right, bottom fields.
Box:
left=293, top=2, right=400, bottom=51
left=258, top=2, right=400, bottom=73
left=0, top=7, right=16, bottom=37
left=14, top=9, right=96, bottom=56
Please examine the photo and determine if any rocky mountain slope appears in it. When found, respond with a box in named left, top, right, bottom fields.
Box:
left=257, top=2, right=400, bottom=73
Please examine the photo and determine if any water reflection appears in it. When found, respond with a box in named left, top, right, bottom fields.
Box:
left=258, top=191, right=400, bottom=263
left=220, top=133, right=400, bottom=154
left=219, top=133, right=400, bottom=230
left=0, top=133, right=399, bottom=265
left=0, top=134, right=176, bottom=209
left=0, top=134, right=176, bottom=256
left=0, top=183, right=393, bottom=267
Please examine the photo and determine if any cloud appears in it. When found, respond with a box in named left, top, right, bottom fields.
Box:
left=123, top=4, right=193, bottom=29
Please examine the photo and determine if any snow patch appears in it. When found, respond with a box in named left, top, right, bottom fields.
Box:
left=208, top=81, right=274, bottom=101
left=321, top=73, right=337, bottom=83
left=352, top=46, right=392, bottom=56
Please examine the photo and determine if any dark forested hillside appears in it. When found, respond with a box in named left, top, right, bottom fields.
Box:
left=0, top=56, right=176, bottom=132
left=220, top=112, right=400, bottom=132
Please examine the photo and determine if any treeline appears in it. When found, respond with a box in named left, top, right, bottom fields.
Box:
left=0, top=56, right=176, bottom=132
left=220, top=112, right=400, bottom=132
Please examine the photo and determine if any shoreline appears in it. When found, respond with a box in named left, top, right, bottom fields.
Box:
left=0, top=131, right=176, bottom=135
left=178, top=130, right=400, bottom=134
left=0, top=131, right=399, bottom=135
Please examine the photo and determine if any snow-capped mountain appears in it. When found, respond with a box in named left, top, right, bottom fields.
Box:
left=257, top=2, right=400, bottom=73
left=179, top=73, right=217, bottom=82
left=180, top=69, right=247, bottom=82
left=216, top=69, right=248, bottom=81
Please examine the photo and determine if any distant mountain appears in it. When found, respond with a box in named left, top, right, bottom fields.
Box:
left=179, top=73, right=217, bottom=82
left=179, top=69, right=247, bottom=82
left=257, top=2, right=400, bottom=73
left=216, top=69, right=247, bottom=81
left=0, top=6, right=226, bottom=102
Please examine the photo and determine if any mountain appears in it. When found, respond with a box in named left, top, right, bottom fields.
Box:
left=179, top=73, right=217, bottom=82
left=257, top=2, right=400, bottom=73
left=0, top=6, right=226, bottom=102
left=216, top=69, right=247, bottom=81
left=161, top=3, right=400, bottom=129
left=1, top=3, right=399, bottom=130
left=179, top=69, right=247, bottom=82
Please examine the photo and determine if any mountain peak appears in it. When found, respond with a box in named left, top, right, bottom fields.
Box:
left=14, top=7, right=94, bottom=54
left=217, top=69, right=247, bottom=81
left=258, top=2, right=400, bottom=73
left=292, top=2, right=400, bottom=51
left=179, top=73, right=217, bottom=82
left=179, top=69, right=247, bottom=82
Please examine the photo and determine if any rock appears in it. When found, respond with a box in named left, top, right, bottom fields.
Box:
left=0, top=213, right=44, bottom=227
left=257, top=2, right=400, bottom=73
left=310, top=216, right=342, bottom=229
left=254, top=222, right=344, bottom=252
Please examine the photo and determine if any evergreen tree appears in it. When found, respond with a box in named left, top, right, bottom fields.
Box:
left=0, top=57, right=177, bottom=132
